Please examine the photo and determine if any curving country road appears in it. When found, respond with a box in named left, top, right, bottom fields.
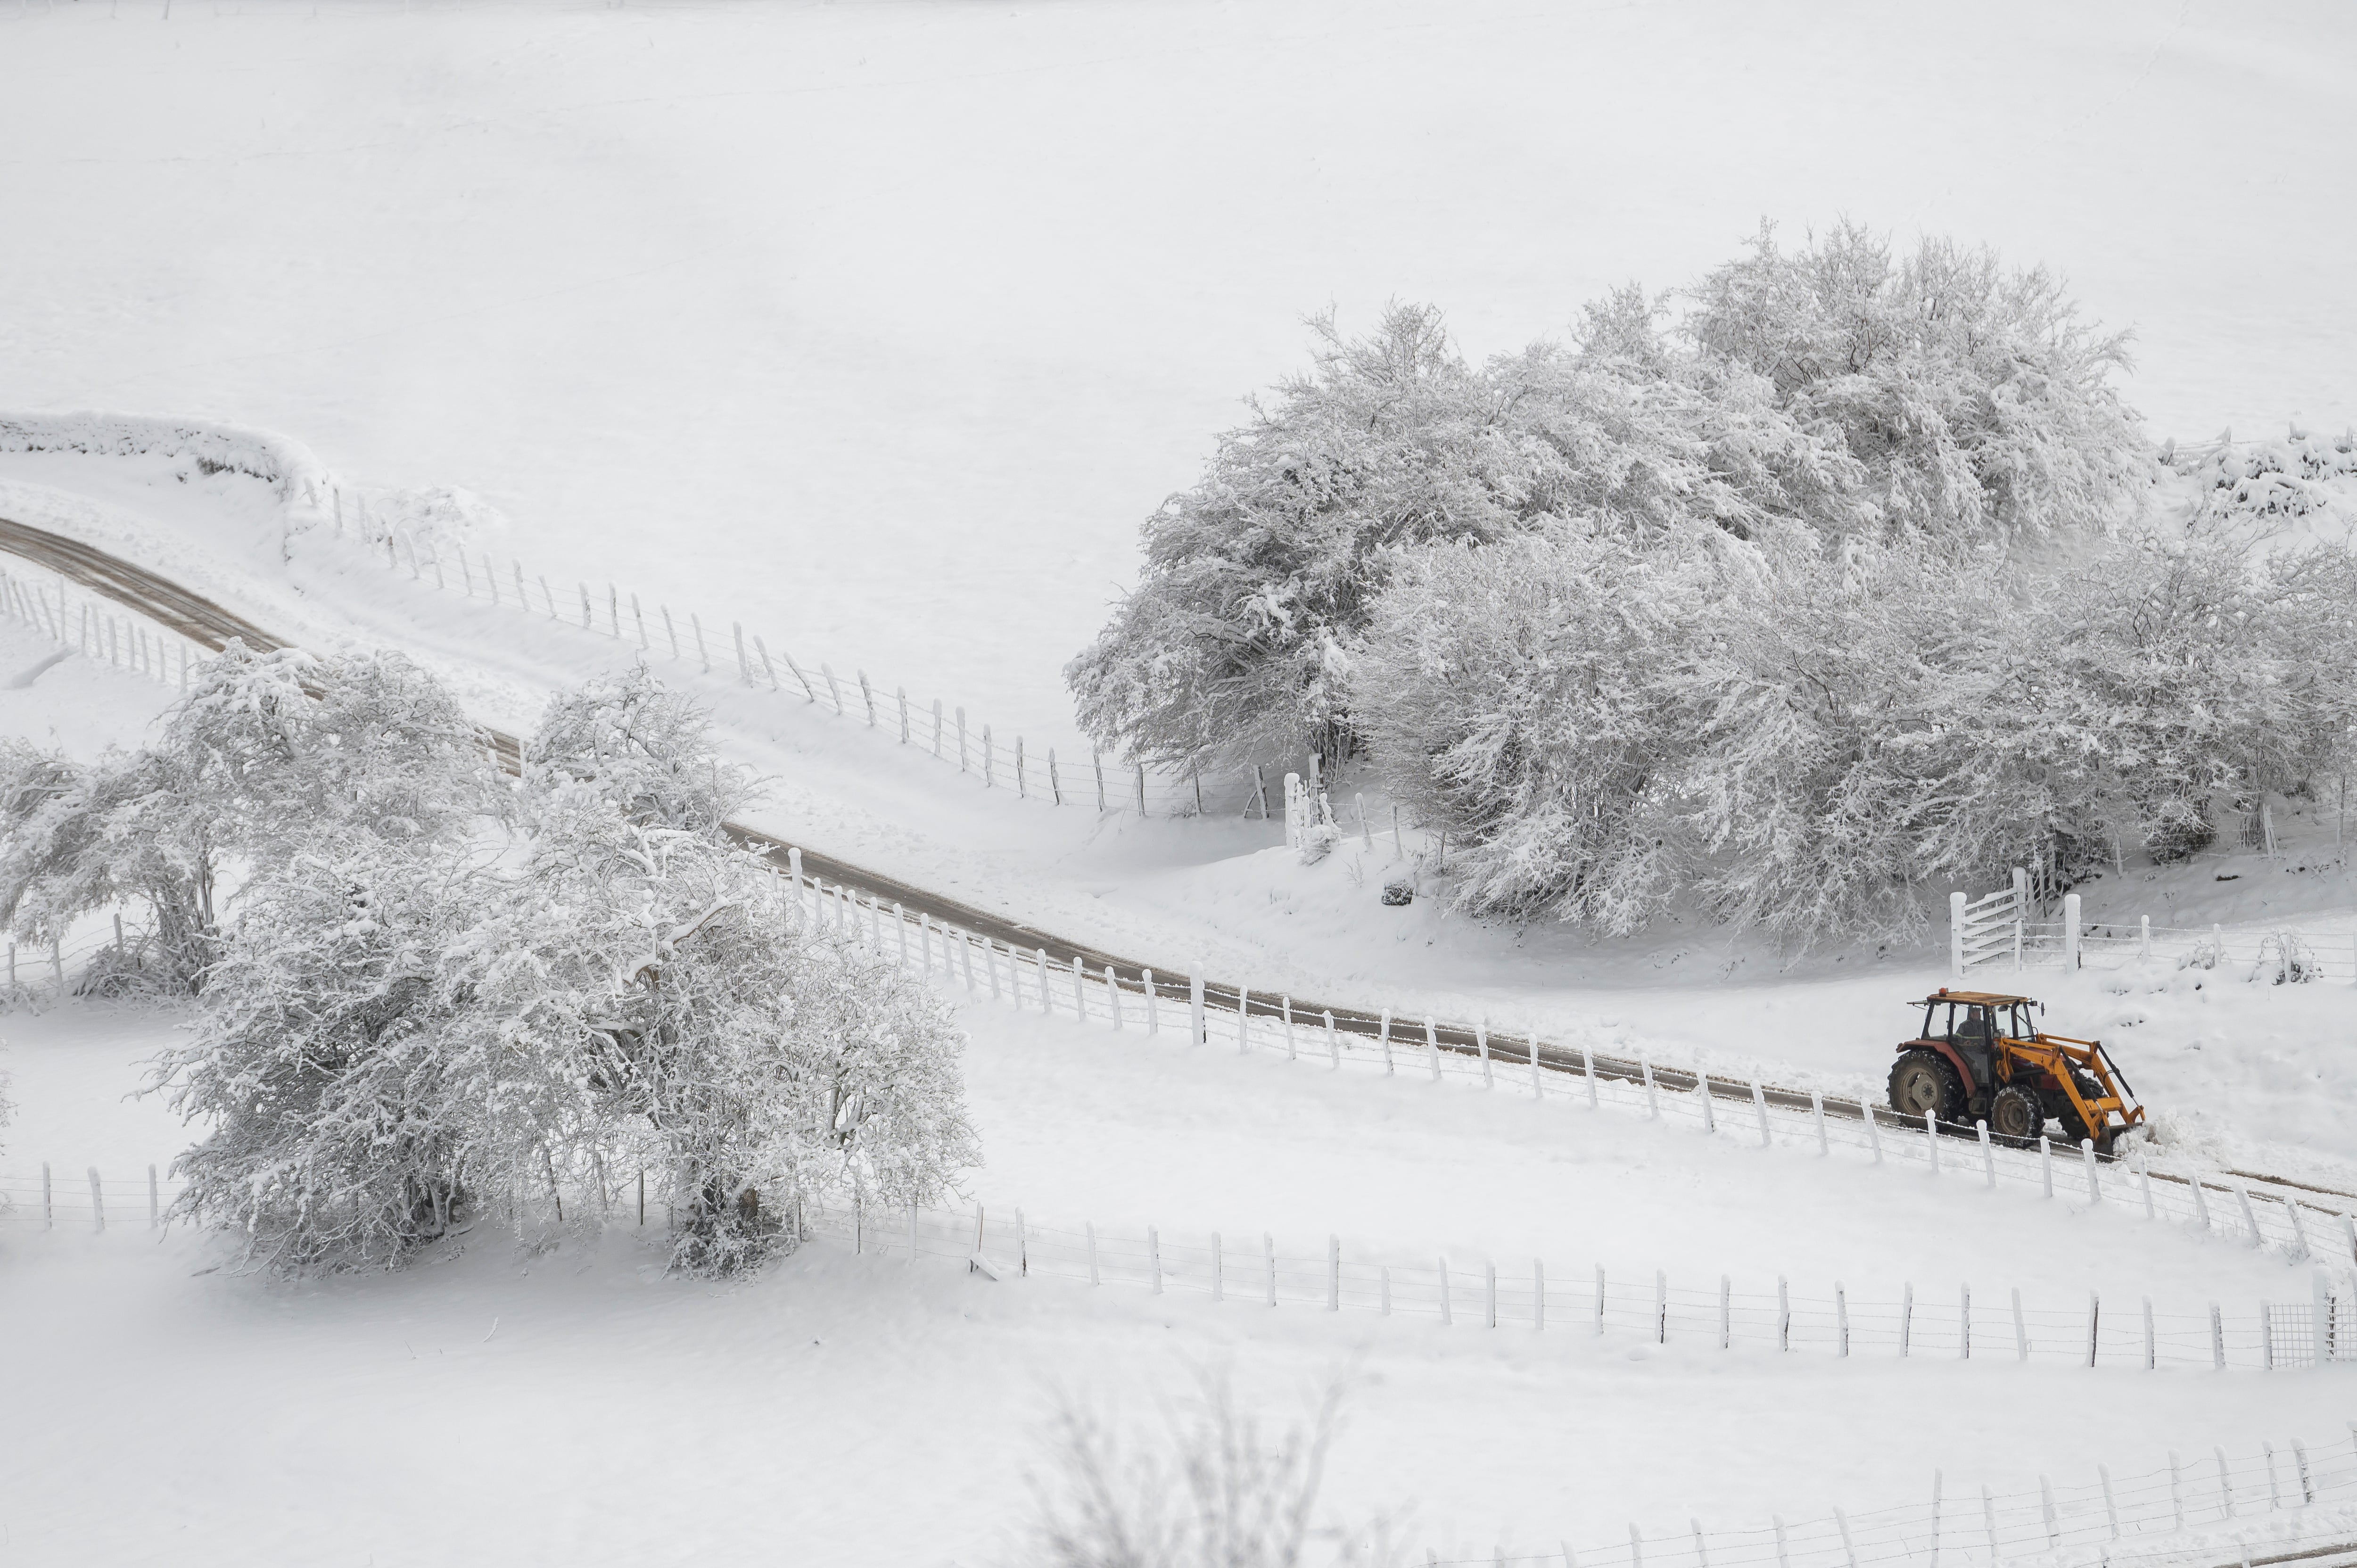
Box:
left=2, top=512, right=2348, bottom=1214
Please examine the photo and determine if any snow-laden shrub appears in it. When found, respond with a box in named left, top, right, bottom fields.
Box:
left=1684, top=221, right=2150, bottom=547
left=0, top=644, right=504, bottom=992
left=2185, top=429, right=2357, bottom=528
left=1015, top=1372, right=1393, bottom=1568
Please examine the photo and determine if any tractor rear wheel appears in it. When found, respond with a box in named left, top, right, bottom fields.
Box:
left=1988, top=1084, right=2045, bottom=1147
left=1888, top=1050, right=1963, bottom=1125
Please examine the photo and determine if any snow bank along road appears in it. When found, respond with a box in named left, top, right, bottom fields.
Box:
left=2, top=511, right=2345, bottom=1221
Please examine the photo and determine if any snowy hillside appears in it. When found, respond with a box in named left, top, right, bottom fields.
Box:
left=3, top=4, right=2356, bottom=1566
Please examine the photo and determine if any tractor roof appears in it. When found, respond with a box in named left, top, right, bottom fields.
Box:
left=1920, top=988, right=2037, bottom=1007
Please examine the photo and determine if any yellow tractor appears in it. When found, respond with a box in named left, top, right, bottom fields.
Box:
left=1887, top=989, right=2146, bottom=1154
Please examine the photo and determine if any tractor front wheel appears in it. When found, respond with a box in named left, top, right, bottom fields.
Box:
left=1988, top=1085, right=2045, bottom=1147
left=1889, top=1050, right=1963, bottom=1125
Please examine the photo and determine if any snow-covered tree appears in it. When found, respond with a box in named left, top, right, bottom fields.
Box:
left=0, top=643, right=503, bottom=993
left=1068, top=299, right=1864, bottom=778
left=156, top=667, right=977, bottom=1277
left=1067, top=304, right=1533, bottom=775
left=156, top=840, right=525, bottom=1271
left=488, top=787, right=978, bottom=1273
left=1355, top=528, right=1723, bottom=931
left=1683, top=221, right=2151, bottom=547
left=164, top=640, right=505, bottom=853
left=525, top=662, right=753, bottom=835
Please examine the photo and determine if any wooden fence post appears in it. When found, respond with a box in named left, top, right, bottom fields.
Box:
left=1189, top=967, right=1205, bottom=1045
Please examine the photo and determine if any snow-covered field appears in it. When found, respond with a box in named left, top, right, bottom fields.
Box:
left=1, top=0, right=2353, bottom=739
left=0, top=595, right=2350, bottom=1566
left=4, top=3, right=2357, bottom=1563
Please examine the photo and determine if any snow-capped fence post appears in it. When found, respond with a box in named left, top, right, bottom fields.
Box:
left=894, top=904, right=908, bottom=969
left=2191, top=1177, right=2213, bottom=1231
left=955, top=707, right=968, bottom=771
left=1777, top=1275, right=1790, bottom=1350
left=1014, top=736, right=1026, bottom=796
left=733, top=623, right=750, bottom=684
left=1137, top=763, right=1147, bottom=816
left=1071, top=954, right=1087, bottom=1021
left=1236, top=986, right=1251, bottom=1052
left=2086, top=1293, right=2101, bottom=1366
left=87, top=1167, right=103, bottom=1232
left=1263, top=1234, right=1277, bottom=1307
left=2082, top=1139, right=2101, bottom=1203
left=1812, top=1091, right=1828, bottom=1155
left=897, top=689, right=909, bottom=743
left=1438, top=1257, right=1453, bottom=1325
left=147, top=1164, right=158, bottom=1228
left=1475, top=1020, right=1491, bottom=1087
left=1379, top=1010, right=1394, bottom=1075
left=1189, top=967, right=1205, bottom=1045
left=1282, top=997, right=1295, bottom=1059
left=1148, top=1227, right=1162, bottom=1293
left=1753, top=1080, right=1771, bottom=1146
left=1640, top=1055, right=1660, bottom=1118
left=1423, top=1016, right=1440, bottom=1082
left=2012, top=1288, right=2028, bottom=1361
left=1950, top=891, right=1967, bottom=979
left=857, top=671, right=876, bottom=726
left=1925, top=1108, right=1939, bottom=1174
left=1485, top=1262, right=1498, bottom=1328
left=2168, top=1453, right=2185, bottom=1528
left=2064, top=893, right=2081, bottom=970
left=40, top=1162, right=51, bottom=1229
left=691, top=615, right=710, bottom=671
left=1534, top=1261, right=1547, bottom=1330
left=1092, top=751, right=1106, bottom=811
left=2143, top=1297, right=2157, bottom=1370
left=2210, top=1303, right=2225, bottom=1368
left=1978, top=1121, right=1996, bottom=1188
left=1863, top=1106, right=1882, bottom=1163
left=1528, top=1034, right=1543, bottom=1097
left=1143, top=969, right=1159, bottom=1035
left=2040, top=1137, right=2054, bottom=1198
left=1594, top=1266, right=1607, bottom=1335
left=1836, top=1282, right=1849, bottom=1355
left=1900, top=1282, right=1913, bottom=1357
left=931, top=700, right=945, bottom=755
left=1719, top=1275, right=1731, bottom=1348
left=1327, top=1236, right=1340, bottom=1310
left=1582, top=1044, right=1598, bottom=1107
left=1695, top=1071, right=1714, bottom=1132
left=1048, top=750, right=1061, bottom=805
left=1655, top=1271, right=1668, bottom=1342
left=982, top=726, right=996, bottom=786
left=1324, top=1010, right=1339, bottom=1070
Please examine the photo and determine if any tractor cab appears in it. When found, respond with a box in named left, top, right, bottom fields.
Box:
left=1888, top=988, right=2146, bottom=1154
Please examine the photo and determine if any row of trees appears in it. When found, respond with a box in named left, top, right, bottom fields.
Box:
left=0, top=650, right=976, bottom=1273
left=1070, top=223, right=2354, bottom=938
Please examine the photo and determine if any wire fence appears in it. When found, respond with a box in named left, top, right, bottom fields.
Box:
left=0, top=558, right=207, bottom=694
left=7, top=1159, right=2350, bottom=1568
left=1956, top=874, right=2357, bottom=985
left=1417, top=1426, right=2357, bottom=1568
left=323, top=491, right=1302, bottom=822
left=3, top=1156, right=2341, bottom=1377
left=777, top=861, right=2354, bottom=1268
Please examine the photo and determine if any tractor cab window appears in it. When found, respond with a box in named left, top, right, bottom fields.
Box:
left=1958, top=1006, right=1993, bottom=1045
